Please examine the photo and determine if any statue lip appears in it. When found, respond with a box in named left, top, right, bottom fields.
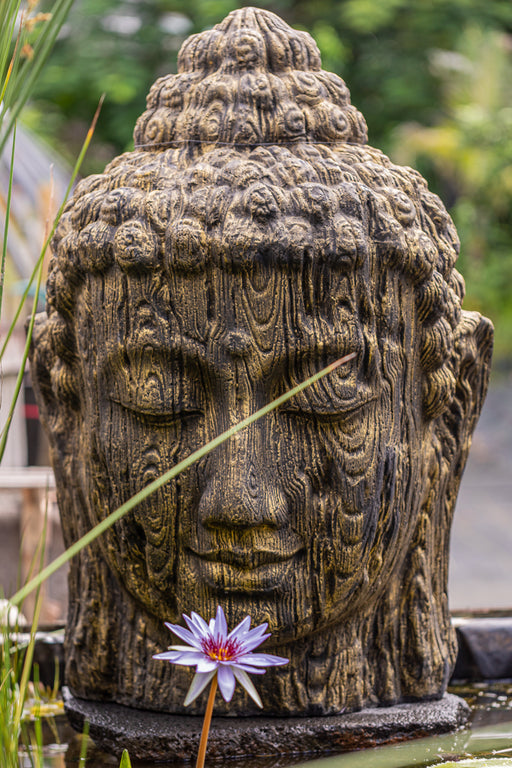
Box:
left=189, top=545, right=303, bottom=569
left=187, top=546, right=303, bottom=592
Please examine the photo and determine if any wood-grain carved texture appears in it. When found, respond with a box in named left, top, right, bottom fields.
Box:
left=29, top=7, right=493, bottom=716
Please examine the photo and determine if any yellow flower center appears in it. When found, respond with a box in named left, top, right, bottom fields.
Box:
left=201, top=635, right=241, bottom=661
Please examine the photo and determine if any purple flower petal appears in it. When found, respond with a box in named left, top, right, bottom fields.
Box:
left=155, top=606, right=288, bottom=710
left=185, top=612, right=210, bottom=637
left=217, top=664, right=236, bottom=702
left=164, top=651, right=205, bottom=666
left=237, top=652, right=289, bottom=667
left=214, top=605, right=228, bottom=640
left=229, top=662, right=266, bottom=674
left=246, top=623, right=269, bottom=639
left=152, top=650, right=177, bottom=660
left=195, top=658, right=218, bottom=673
left=165, top=623, right=202, bottom=648
left=239, top=632, right=271, bottom=653
left=236, top=624, right=269, bottom=650
left=153, top=650, right=184, bottom=661
left=232, top=667, right=263, bottom=708
left=168, top=645, right=198, bottom=652
left=228, top=615, right=251, bottom=640
left=183, top=671, right=216, bottom=707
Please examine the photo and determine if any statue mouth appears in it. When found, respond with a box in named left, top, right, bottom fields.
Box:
left=187, top=545, right=303, bottom=592
left=189, top=545, right=303, bottom=567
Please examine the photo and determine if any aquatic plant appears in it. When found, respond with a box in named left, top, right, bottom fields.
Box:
left=155, top=606, right=288, bottom=768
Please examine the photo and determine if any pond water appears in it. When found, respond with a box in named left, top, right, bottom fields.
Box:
left=19, top=683, right=512, bottom=768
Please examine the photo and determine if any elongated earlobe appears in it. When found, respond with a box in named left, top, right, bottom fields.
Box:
left=438, top=310, right=493, bottom=464
left=396, top=309, right=493, bottom=699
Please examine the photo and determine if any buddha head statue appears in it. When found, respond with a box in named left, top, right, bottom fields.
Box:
left=30, top=7, right=492, bottom=716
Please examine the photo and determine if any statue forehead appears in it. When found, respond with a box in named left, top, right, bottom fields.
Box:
left=77, top=270, right=380, bottom=421
left=78, top=262, right=373, bottom=364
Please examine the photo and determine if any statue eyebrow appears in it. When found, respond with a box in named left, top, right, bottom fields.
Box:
left=103, top=333, right=359, bottom=381
left=101, top=337, right=206, bottom=373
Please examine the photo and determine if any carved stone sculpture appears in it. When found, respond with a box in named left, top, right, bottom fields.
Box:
left=30, top=7, right=492, bottom=719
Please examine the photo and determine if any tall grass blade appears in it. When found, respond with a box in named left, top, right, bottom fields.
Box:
left=0, top=169, right=47, bottom=462
left=119, top=749, right=133, bottom=768
left=79, top=719, right=90, bottom=766
left=11, top=514, right=46, bottom=761
left=9, top=352, right=356, bottom=606
left=0, top=0, right=75, bottom=157
left=0, top=2, right=21, bottom=105
left=0, top=122, right=15, bottom=318
left=0, top=507, right=47, bottom=766
left=0, top=230, right=44, bottom=459
left=0, top=94, right=104, bottom=363
left=0, top=5, right=24, bottom=126
left=31, top=665, right=43, bottom=768
left=0, top=0, right=20, bottom=75
left=0, top=98, right=104, bottom=464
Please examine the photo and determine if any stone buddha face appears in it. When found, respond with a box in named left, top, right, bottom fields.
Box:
left=73, top=248, right=422, bottom=644
left=30, top=7, right=492, bottom=715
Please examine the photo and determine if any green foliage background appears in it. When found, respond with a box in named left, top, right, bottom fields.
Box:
left=29, top=0, right=512, bottom=362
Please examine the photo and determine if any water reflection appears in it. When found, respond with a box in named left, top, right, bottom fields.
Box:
left=298, top=722, right=512, bottom=768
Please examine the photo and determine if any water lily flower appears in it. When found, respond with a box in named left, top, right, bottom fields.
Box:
left=154, top=605, right=288, bottom=707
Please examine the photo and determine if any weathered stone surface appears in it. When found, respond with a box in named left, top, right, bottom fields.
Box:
left=30, top=6, right=492, bottom=720
left=63, top=688, right=470, bottom=762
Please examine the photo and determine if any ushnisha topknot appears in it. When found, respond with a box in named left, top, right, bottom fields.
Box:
left=134, top=6, right=367, bottom=150
left=44, top=7, right=466, bottom=420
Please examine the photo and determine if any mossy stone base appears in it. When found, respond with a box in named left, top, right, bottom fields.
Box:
left=63, top=688, right=470, bottom=763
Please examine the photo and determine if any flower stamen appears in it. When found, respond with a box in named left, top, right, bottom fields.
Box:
left=201, top=635, right=241, bottom=661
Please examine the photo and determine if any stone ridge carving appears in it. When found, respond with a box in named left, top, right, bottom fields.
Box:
left=29, top=7, right=493, bottom=717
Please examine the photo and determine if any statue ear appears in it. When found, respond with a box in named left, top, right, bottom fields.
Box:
left=29, top=312, right=81, bottom=463
left=435, top=310, right=493, bottom=478
left=395, top=310, right=493, bottom=699
left=427, top=310, right=493, bottom=621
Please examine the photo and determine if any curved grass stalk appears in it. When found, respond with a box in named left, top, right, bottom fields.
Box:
left=1, top=511, right=47, bottom=767
left=0, top=0, right=75, bottom=158
left=0, top=95, right=104, bottom=364
left=0, top=96, right=104, bottom=464
left=0, top=123, right=15, bottom=317
left=0, top=1, right=19, bottom=97
left=0, top=220, right=44, bottom=461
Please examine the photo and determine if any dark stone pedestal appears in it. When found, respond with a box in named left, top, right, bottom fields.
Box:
left=63, top=688, right=470, bottom=763
left=452, top=616, right=512, bottom=680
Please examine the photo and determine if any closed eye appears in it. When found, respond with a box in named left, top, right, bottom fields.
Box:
left=280, top=395, right=376, bottom=423
left=110, top=398, right=203, bottom=426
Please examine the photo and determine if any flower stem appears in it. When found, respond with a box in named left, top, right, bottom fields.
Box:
left=196, top=674, right=218, bottom=768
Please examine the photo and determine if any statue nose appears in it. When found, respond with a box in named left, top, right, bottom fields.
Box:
left=198, top=438, right=288, bottom=531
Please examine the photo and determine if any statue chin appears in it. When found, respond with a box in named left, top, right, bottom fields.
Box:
left=29, top=6, right=493, bottom=716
